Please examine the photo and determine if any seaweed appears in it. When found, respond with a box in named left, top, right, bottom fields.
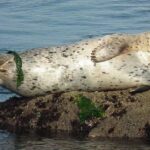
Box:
left=75, top=95, right=105, bottom=124
left=8, top=51, right=24, bottom=87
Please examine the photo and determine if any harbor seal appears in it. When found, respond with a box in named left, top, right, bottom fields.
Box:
left=0, top=32, right=150, bottom=97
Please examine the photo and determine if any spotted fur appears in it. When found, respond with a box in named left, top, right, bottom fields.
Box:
left=0, top=32, right=150, bottom=96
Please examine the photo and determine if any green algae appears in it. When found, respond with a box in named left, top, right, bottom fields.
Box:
left=8, top=51, right=24, bottom=87
left=75, top=95, right=105, bottom=124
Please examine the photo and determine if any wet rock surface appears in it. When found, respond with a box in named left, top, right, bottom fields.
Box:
left=0, top=89, right=150, bottom=139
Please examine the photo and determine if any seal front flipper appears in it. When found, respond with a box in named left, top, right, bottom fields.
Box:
left=91, top=35, right=129, bottom=63
left=130, top=85, right=150, bottom=95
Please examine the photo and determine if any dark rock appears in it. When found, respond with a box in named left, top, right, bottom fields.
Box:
left=0, top=89, right=150, bottom=139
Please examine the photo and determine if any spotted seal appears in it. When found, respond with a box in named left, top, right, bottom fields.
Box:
left=0, top=32, right=150, bottom=97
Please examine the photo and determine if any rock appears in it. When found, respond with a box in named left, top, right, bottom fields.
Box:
left=88, top=90, right=150, bottom=138
left=0, top=89, right=150, bottom=139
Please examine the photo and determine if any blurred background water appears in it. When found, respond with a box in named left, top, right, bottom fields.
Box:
left=0, top=0, right=150, bottom=149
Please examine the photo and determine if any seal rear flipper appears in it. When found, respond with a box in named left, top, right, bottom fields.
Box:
left=130, top=85, right=150, bottom=95
left=91, top=35, right=129, bottom=63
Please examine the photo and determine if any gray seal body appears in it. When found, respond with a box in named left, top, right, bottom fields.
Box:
left=1, top=32, right=150, bottom=96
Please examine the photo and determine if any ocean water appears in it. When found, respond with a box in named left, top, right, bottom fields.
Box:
left=1, top=130, right=150, bottom=150
left=0, top=0, right=150, bottom=149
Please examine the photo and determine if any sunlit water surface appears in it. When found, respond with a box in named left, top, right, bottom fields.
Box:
left=0, top=0, right=150, bottom=149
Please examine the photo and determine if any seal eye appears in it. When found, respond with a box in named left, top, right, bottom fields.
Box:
left=0, top=69, right=7, bottom=72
